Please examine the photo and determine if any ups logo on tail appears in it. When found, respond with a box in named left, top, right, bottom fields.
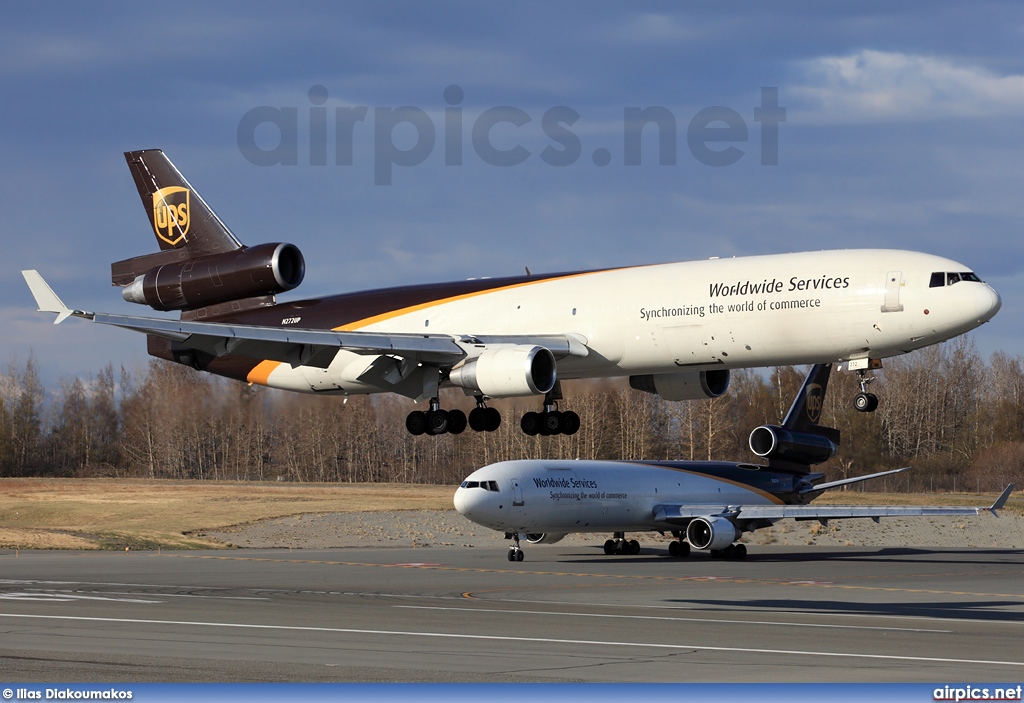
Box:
left=152, top=186, right=190, bottom=246
left=805, top=383, right=823, bottom=424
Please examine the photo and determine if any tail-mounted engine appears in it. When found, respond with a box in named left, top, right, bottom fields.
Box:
left=748, top=425, right=837, bottom=465
left=120, top=242, right=305, bottom=311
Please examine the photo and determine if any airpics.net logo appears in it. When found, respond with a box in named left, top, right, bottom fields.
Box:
left=236, top=85, right=786, bottom=185
left=152, top=186, right=190, bottom=246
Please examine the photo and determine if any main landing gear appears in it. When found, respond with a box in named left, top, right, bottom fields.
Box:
left=521, top=385, right=581, bottom=436
left=406, top=397, right=499, bottom=436
left=405, top=398, right=467, bottom=436
left=403, top=388, right=581, bottom=437
left=468, top=396, right=501, bottom=433
left=710, top=543, right=747, bottom=560
left=666, top=532, right=745, bottom=559
left=668, top=540, right=691, bottom=558
left=603, top=533, right=641, bottom=555
left=853, top=370, right=879, bottom=413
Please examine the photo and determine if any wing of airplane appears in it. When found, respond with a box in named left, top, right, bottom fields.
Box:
left=22, top=270, right=589, bottom=370
left=654, top=483, right=1014, bottom=525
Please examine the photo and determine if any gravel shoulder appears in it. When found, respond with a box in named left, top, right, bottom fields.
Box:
left=206, top=509, right=1024, bottom=551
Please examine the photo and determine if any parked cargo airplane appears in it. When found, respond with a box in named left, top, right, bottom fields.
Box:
left=455, top=364, right=1014, bottom=561
left=23, top=150, right=1001, bottom=436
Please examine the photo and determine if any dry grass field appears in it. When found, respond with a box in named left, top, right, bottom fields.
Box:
left=0, top=479, right=454, bottom=550
left=0, top=478, right=1018, bottom=551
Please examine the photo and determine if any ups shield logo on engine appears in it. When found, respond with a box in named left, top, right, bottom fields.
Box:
left=152, top=186, right=190, bottom=246
left=805, top=383, right=823, bottom=424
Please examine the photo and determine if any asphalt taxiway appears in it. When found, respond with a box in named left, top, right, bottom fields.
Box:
left=1, top=544, right=1022, bottom=682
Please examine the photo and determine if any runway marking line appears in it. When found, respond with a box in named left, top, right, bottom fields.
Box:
left=394, top=604, right=952, bottom=633
left=152, top=553, right=1024, bottom=601
left=0, top=612, right=1019, bottom=669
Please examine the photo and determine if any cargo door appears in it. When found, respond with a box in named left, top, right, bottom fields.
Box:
left=510, top=478, right=524, bottom=506
left=881, top=271, right=904, bottom=313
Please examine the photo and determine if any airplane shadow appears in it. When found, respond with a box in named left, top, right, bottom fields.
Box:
left=662, top=597, right=1024, bottom=622
left=560, top=545, right=1024, bottom=567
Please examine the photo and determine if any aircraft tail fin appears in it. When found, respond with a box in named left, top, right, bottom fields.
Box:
left=123, top=149, right=242, bottom=257
left=781, top=363, right=838, bottom=438
left=749, top=364, right=840, bottom=473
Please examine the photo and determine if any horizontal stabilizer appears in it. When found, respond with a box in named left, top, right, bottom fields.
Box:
left=800, top=466, right=911, bottom=494
left=988, top=483, right=1015, bottom=513
left=21, top=270, right=78, bottom=324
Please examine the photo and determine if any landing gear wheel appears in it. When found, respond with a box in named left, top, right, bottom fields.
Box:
left=405, top=411, right=428, bottom=436
left=603, top=539, right=616, bottom=555
left=507, top=549, right=515, bottom=562
left=542, top=411, right=563, bottom=435
left=561, top=411, right=581, bottom=435
left=734, top=543, right=747, bottom=560
left=469, top=402, right=502, bottom=432
left=854, top=392, right=878, bottom=413
left=447, top=409, right=467, bottom=435
left=469, top=407, right=488, bottom=432
left=723, top=544, right=737, bottom=559
left=427, top=409, right=450, bottom=435
left=484, top=407, right=501, bottom=431
left=669, top=540, right=690, bottom=558
left=710, top=549, right=724, bottom=560
left=516, top=550, right=524, bottom=562
left=521, top=411, right=541, bottom=436
left=627, top=539, right=640, bottom=555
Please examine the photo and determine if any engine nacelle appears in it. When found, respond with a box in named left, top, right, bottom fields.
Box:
left=685, top=516, right=740, bottom=551
left=629, top=370, right=730, bottom=401
left=448, top=345, right=557, bottom=397
left=749, top=425, right=837, bottom=465
left=523, top=533, right=567, bottom=545
left=121, top=242, right=305, bottom=311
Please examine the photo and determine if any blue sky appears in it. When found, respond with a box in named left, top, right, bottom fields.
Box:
left=3, top=2, right=1023, bottom=382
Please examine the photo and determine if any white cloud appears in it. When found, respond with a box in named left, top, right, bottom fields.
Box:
left=792, top=49, right=1024, bottom=123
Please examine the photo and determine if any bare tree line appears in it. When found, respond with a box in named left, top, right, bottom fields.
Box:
left=0, top=336, right=1019, bottom=490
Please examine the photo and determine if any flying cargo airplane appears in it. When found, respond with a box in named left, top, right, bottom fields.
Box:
left=455, top=363, right=1015, bottom=561
left=23, top=150, right=1001, bottom=437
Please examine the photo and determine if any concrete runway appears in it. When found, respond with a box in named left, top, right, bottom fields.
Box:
left=1, top=543, right=1023, bottom=682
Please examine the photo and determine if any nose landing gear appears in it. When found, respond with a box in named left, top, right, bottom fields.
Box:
left=505, top=532, right=525, bottom=561
left=853, top=370, right=878, bottom=413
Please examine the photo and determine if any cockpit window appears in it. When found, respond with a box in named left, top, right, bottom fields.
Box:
left=459, top=480, right=500, bottom=492
left=932, top=271, right=982, bottom=288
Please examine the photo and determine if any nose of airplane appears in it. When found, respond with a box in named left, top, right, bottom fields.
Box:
left=454, top=486, right=486, bottom=521
left=975, top=284, right=1002, bottom=322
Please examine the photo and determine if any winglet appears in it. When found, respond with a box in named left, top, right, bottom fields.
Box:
left=21, top=270, right=76, bottom=324
left=987, top=483, right=1015, bottom=515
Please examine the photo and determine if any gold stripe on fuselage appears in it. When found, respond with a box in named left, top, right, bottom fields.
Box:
left=247, top=269, right=609, bottom=386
